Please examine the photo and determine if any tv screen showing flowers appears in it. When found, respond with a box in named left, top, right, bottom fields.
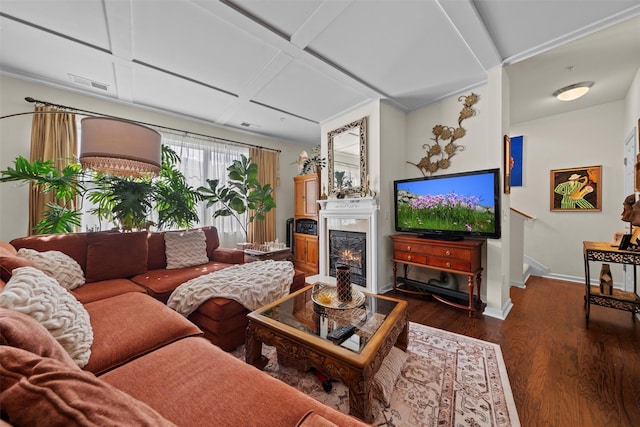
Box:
left=394, top=168, right=501, bottom=240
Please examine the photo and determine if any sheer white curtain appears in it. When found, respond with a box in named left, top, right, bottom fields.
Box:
left=162, top=132, right=249, bottom=247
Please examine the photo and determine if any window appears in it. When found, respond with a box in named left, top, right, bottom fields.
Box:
left=77, top=116, right=249, bottom=247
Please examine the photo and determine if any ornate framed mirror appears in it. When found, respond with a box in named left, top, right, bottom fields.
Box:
left=327, top=116, right=367, bottom=196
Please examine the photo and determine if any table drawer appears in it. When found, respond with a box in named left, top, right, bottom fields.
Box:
left=428, top=256, right=471, bottom=271
left=393, top=242, right=432, bottom=254
left=426, top=246, right=473, bottom=261
left=394, top=251, right=427, bottom=264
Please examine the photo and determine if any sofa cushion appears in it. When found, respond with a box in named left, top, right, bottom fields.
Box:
left=296, top=411, right=340, bottom=427
left=99, top=337, right=367, bottom=427
left=83, top=292, right=202, bottom=375
left=201, top=226, right=221, bottom=257
left=0, top=346, right=176, bottom=427
left=71, top=278, right=147, bottom=304
left=164, top=229, right=209, bottom=269
left=17, top=248, right=85, bottom=290
left=10, top=232, right=89, bottom=272
left=0, top=241, right=17, bottom=256
left=0, top=267, right=93, bottom=368
left=147, top=231, right=168, bottom=270
left=0, top=254, right=37, bottom=282
left=0, top=307, right=78, bottom=368
left=85, top=231, right=148, bottom=282
left=131, top=261, right=234, bottom=303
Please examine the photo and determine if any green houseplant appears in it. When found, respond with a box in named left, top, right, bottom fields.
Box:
left=198, top=154, right=276, bottom=240
left=87, top=146, right=201, bottom=231
left=0, top=146, right=200, bottom=233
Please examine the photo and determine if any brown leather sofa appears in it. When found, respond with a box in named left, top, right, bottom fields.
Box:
left=0, top=291, right=369, bottom=426
left=5, top=226, right=305, bottom=351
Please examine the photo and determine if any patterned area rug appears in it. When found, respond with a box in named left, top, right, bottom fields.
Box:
left=233, top=322, right=520, bottom=426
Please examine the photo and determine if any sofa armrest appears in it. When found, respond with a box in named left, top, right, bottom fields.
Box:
left=210, top=248, right=244, bottom=264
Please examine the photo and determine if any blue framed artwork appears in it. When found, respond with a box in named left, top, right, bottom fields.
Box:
left=510, top=135, right=523, bottom=187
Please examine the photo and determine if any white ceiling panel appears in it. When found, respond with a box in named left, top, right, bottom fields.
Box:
left=230, top=0, right=323, bottom=37
left=225, top=100, right=320, bottom=146
left=132, top=64, right=238, bottom=123
left=508, top=15, right=640, bottom=124
left=473, top=0, right=640, bottom=60
left=0, top=0, right=110, bottom=50
left=252, top=59, right=371, bottom=122
left=306, top=1, right=485, bottom=109
left=1, top=0, right=638, bottom=145
left=131, top=1, right=279, bottom=95
left=0, top=16, right=116, bottom=95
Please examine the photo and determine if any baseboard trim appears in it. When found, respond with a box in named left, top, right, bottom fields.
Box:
left=484, top=298, right=514, bottom=320
left=543, top=272, right=625, bottom=289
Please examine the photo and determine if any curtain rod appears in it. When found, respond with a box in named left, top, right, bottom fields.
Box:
left=22, top=97, right=281, bottom=153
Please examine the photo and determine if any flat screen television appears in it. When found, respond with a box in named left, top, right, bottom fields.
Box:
left=394, top=168, right=501, bottom=240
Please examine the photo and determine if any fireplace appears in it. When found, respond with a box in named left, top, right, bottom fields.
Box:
left=329, top=230, right=366, bottom=286
left=318, top=198, right=379, bottom=293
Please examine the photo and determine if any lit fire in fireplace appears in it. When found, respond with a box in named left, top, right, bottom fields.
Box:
left=329, top=230, right=366, bottom=286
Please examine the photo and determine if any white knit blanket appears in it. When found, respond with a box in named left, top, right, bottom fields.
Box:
left=167, top=260, right=295, bottom=317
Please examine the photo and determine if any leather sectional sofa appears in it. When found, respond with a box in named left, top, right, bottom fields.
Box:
left=6, top=226, right=304, bottom=351
left=0, top=228, right=368, bottom=426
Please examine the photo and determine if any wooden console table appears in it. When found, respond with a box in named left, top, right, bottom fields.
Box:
left=390, top=234, right=484, bottom=317
left=583, top=241, right=640, bottom=325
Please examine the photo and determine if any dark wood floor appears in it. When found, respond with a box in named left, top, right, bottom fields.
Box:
left=384, top=276, right=640, bottom=427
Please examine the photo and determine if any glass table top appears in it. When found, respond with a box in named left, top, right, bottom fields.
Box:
left=258, top=282, right=400, bottom=354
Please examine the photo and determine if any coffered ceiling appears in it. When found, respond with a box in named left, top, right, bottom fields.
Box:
left=1, top=1, right=639, bottom=146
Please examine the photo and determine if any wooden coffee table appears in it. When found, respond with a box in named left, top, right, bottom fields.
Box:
left=246, top=283, right=409, bottom=423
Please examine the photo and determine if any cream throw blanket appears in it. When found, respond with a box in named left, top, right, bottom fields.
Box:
left=167, top=260, right=295, bottom=317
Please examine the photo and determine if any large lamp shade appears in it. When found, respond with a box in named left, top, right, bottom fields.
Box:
left=80, top=117, right=161, bottom=177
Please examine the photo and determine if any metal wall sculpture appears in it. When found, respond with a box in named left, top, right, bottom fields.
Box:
left=409, top=93, right=479, bottom=176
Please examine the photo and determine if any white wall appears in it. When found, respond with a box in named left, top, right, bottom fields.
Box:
left=624, top=66, right=640, bottom=143
left=378, top=101, right=406, bottom=292
left=0, top=75, right=307, bottom=243
left=510, top=101, right=626, bottom=281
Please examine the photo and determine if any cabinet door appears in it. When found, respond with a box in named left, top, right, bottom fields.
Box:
left=294, top=174, right=319, bottom=218
left=303, top=177, right=318, bottom=216
left=306, top=235, right=319, bottom=268
left=293, top=234, right=308, bottom=264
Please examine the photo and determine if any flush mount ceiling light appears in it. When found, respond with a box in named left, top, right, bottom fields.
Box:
left=80, top=117, right=161, bottom=177
left=553, top=81, right=594, bottom=101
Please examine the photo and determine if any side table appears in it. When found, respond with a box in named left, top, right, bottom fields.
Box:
left=583, top=241, right=640, bottom=325
left=244, top=247, right=293, bottom=263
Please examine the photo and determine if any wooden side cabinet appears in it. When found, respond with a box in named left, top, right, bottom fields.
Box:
left=293, top=233, right=319, bottom=275
left=294, top=174, right=319, bottom=218
left=390, top=234, right=485, bottom=317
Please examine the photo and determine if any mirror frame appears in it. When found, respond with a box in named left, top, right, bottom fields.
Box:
left=327, top=116, right=367, bottom=196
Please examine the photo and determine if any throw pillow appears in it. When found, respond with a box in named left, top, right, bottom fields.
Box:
left=85, top=231, right=148, bottom=282
left=17, top=248, right=85, bottom=290
left=0, top=346, right=176, bottom=427
left=373, top=346, right=408, bottom=405
left=164, top=229, right=209, bottom=269
left=0, top=307, right=78, bottom=369
left=0, top=267, right=94, bottom=368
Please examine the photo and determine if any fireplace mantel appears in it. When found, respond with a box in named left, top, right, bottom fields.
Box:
left=318, top=197, right=379, bottom=293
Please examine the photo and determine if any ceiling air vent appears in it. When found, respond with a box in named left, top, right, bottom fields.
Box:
left=68, top=74, right=109, bottom=91
left=240, top=121, right=261, bottom=128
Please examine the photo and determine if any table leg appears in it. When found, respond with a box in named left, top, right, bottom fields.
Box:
left=245, top=323, right=268, bottom=369
left=348, top=379, right=374, bottom=423
left=475, top=272, right=483, bottom=314
left=392, top=261, right=397, bottom=293
left=395, top=315, right=409, bottom=352
left=584, top=255, right=591, bottom=327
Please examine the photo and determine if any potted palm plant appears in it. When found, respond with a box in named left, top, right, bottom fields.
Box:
left=0, top=146, right=201, bottom=233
